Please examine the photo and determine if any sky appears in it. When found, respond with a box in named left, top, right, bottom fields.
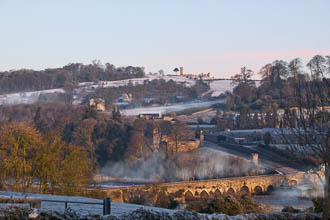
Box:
left=0, top=0, right=329, bottom=78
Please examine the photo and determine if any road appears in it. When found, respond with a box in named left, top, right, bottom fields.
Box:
left=119, top=100, right=223, bottom=116
left=203, top=141, right=301, bottom=170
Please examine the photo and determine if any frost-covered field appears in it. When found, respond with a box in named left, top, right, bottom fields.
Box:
left=74, top=76, right=238, bottom=104
left=0, top=89, right=65, bottom=105
left=0, top=191, right=320, bottom=219
left=73, top=75, right=198, bottom=105
left=208, top=80, right=233, bottom=97
left=0, top=191, right=176, bottom=217
left=121, top=99, right=223, bottom=116
left=207, top=80, right=260, bottom=97
left=78, top=75, right=196, bottom=89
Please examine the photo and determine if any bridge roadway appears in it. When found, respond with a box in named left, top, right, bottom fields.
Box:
left=102, top=172, right=319, bottom=203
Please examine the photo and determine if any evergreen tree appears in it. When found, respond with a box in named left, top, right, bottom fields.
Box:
left=33, top=106, right=44, bottom=131
left=265, top=112, right=273, bottom=128
left=272, top=108, right=278, bottom=128
left=195, top=125, right=201, bottom=139
left=112, top=107, right=121, bottom=122
left=227, top=114, right=235, bottom=130
left=252, top=112, right=260, bottom=129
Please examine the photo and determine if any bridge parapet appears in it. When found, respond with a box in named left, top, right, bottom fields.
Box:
left=103, top=172, right=319, bottom=203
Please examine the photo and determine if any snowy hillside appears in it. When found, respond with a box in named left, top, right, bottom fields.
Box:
left=73, top=75, right=197, bottom=104
left=207, top=80, right=260, bottom=97
left=78, top=75, right=196, bottom=89
left=0, top=75, right=240, bottom=106
left=0, top=88, right=65, bottom=105
left=208, top=80, right=233, bottom=97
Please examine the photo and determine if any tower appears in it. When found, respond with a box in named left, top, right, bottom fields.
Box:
left=180, top=67, right=183, bottom=76
left=251, top=153, right=258, bottom=167
left=152, top=128, right=160, bottom=150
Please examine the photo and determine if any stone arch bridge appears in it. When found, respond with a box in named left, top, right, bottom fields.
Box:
left=102, top=172, right=319, bottom=203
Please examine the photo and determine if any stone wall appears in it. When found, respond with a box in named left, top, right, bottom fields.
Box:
left=163, top=136, right=200, bottom=154
left=153, top=128, right=200, bottom=154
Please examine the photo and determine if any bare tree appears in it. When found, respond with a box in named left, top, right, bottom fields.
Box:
left=230, top=66, right=255, bottom=87
left=282, top=77, right=330, bottom=219
left=258, top=63, right=273, bottom=82
left=326, top=56, right=330, bottom=76
left=288, top=58, right=303, bottom=79
left=271, top=60, right=289, bottom=84
left=170, top=121, right=190, bottom=153
left=307, top=55, right=327, bottom=80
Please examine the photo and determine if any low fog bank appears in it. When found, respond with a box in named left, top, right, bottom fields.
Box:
left=99, top=148, right=260, bottom=184
left=121, top=100, right=223, bottom=116
left=255, top=182, right=323, bottom=212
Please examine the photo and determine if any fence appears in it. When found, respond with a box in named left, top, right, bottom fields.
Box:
left=0, top=197, right=111, bottom=215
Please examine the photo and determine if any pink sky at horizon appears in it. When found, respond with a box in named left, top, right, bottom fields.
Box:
left=139, top=49, right=329, bottom=79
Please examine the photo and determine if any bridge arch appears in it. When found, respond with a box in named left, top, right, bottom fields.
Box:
left=289, top=180, right=298, bottom=186
left=214, top=189, right=221, bottom=198
left=200, top=190, right=209, bottom=199
left=266, top=185, right=274, bottom=193
left=239, top=186, right=250, bottom=195
left=253, top=186, right=263, bottom=195
left=226, top=187, right=235, bottom=194
left=185, top=191, right=194, bottom=201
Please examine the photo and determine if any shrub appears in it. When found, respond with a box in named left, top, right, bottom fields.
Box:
left=312, top=197, right=324, bottom=213
left=209, top=195, right=243, bottom=215
left=2, top=206, right=31, bottom=219
left=186, top=194, right=262, bottom=216
left=239, top=194, right=263, bottom=214
left=186, top=200, right=210, bottom=213
left=155, top=192, right=179, bottom=209
left=282, top=206, right=301, bottom=213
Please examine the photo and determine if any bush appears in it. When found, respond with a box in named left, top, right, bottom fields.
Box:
left=186, top=194, right=262, bottom=216
left=209, top=195, right=243, bottom=215
left=186, top=200, right=210, bottom=213
left=239, top=194, right=263, bottom=214
left=312, top=197, right=324, bottom=213
left=155, top=192, right=179, bottom=209
left=282, top=206, right=301, bottom=213
left=2, top=206, right=31, bottom=219
left=123, top=189, right=179, bottom=209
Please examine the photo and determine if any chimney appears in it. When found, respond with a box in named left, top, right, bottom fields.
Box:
left=180, top=67, right=183, bottom=76
left=251, top=153, right=258, bottom=167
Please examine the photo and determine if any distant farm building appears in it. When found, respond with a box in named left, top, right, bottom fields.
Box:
left=89, top=98, right=105, bottom=111
left=177, top=67, right=211, bottom=79
left=117, top=93, right=132, bottom=102
left=138, top=112, right=162, bottom=119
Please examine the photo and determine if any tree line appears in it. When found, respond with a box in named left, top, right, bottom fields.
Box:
left=226, top=55, right=330, bottom=112
left=225, top=54, right=330, bottom=219
left=0, top=123, right=93, bottom=194
left=0, top=61, right=145, bottom=94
